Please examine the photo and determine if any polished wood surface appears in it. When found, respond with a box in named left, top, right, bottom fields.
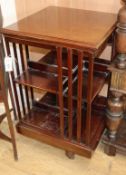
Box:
left=1, top=6, right=116, bottom=159
left=1, top=6, right=117, bottom=50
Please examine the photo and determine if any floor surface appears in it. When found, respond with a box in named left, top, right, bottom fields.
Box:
left=0, top=120, right=126, bottom=175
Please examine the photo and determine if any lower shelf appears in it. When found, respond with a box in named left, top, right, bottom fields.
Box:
left=19, top=108, right=62, bottom=136
left=33, top=92, right=107, bottom=116
left=16, top=100, right=105, bottom=158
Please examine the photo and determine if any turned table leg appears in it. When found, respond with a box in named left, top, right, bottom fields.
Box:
left=104, top=91, right=123, bottom=156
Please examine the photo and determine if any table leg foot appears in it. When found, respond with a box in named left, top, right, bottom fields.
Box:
left=104, top=144, right=116, bottom=156
left=65, top=151, right=75, bottom=159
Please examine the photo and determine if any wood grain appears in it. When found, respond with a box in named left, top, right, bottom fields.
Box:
left=1, top=6, right=117, bottom=50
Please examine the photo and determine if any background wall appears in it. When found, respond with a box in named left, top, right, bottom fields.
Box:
left=14, top=0, right=121, bottom=21
left=0, top=0, right=122, bottom=27
left=0, top=0, right=16, bottom=26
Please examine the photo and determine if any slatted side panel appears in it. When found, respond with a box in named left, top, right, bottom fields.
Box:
left=5, top=38, right=22, bottom=120
left=5, top=39, right=34, bottom=120
left=56, top=48, right=91, bottom=143
left=12, top=43, right=26, bottom=115
left=12, top=43, right=31, bottom=115
left=65, top=50, right=94, bottom=145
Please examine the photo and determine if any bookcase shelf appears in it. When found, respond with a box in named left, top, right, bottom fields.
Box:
left=15, top=68, right=109, bottom=103
left=16, top=105, right=105, bottom=145
left=15, top=69, right=67, bottom=94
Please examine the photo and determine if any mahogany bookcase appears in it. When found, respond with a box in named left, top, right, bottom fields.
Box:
left=0, top=6, right=117, bottom=158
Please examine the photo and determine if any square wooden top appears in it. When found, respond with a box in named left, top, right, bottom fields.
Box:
left=0, top=6, right=117, bottom=50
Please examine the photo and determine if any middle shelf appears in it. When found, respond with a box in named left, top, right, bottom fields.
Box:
left=14, top=69, right=109, bottom=103
left=14, top=51, right=110, bottom=102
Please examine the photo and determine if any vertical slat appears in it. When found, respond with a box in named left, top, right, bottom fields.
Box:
left=19, top=44, right=30, bottom=111
left=8, top=79, right=17, bottom=120
left=57, top=47, right=64, bottom=137
left=25, top=45, right=34, bottom=101
left=25, top=45, right=29, bottom=61
left=86, top=54, right=94, bottom=145
left=5, top=38, right=22, bottom=120
left=67, top=49, right=73, bottom=140
left=77, top=51, right=83, bottom=143
left=12, top=43, right=26, bottom=115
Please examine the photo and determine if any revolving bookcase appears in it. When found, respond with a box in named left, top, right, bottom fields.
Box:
left=0, top=6, right=117, bottom=158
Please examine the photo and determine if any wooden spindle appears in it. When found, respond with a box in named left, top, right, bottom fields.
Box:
left=85, top=55, right=94, bottom=145
left=25, top=45, right=34, bottom=102
left=57, top=47, right=64, bottom=137
left=67, top=49, right=73, bottom=140
left=12, top=43, right=26, bottom=115
left=8, top=78, right=17, bottom=120
left=5, top=39, right=22, bottom=120
left=19, top=44, right=30, bottom=111
left=77, top=51, right=83, bottom=143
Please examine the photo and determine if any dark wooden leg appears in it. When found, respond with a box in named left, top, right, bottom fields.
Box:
left=0, top=69, right=18, bottom=160
left=0, top=39, right=18, bottom=160
left=65, top=151, right=75, bottom=159
left=2, top=91, right=18, bottom=160
left=106, top=91, right=123, bottom=141
left=104, top=144, right=116, bottom=156
left=105, top=91, right=123, bottom=156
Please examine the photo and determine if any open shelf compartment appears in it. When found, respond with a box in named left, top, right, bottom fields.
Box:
left=64, top=70, right=109, bottom=103
left=33, top=92, right=107, bottom=115
left=14, top=69, right=68, bottom=94
left=14, top=66, right=109, bottom=101
left=28, top=50, right=78, bottom=76
left=16, top=99, right=105, bottom=154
